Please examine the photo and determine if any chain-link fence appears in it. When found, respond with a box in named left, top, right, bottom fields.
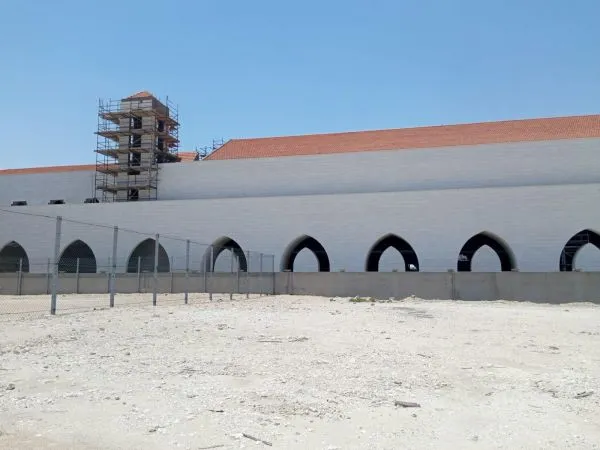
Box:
left=0, top=209, right=276, bottom=318
left=3, top=207, right=598, bottom=317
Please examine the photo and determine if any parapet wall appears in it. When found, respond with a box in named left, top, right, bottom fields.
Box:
left=2, top=137, right=599, bottom=207
left=1, top=272, right=598, bottom=304
left=275, top=272, right=600, bottom=304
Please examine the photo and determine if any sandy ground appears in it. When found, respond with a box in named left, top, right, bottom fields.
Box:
left=0, top=294, right=599, bottom=450
left=0, top=292, right=211, bottom=317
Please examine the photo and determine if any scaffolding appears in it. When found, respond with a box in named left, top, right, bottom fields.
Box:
left=95, top=93, right=180, bottom=202
left=195, top=138, right=226, bottom=160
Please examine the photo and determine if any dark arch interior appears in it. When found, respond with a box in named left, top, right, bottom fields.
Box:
left=0, top=241, right=30, bottom=273
left=127, top=239, right=170, bottom=273
left=207, top=237, right=248, bottom=272
left=559, top=229, right=600, bottom=271
left=366, top=234, right=419, bottom=272
left=58, top=240, right=97, bottom=273
left=282, top=236, right=330, bottom=272
left=457, top=232, right=515, bottom=272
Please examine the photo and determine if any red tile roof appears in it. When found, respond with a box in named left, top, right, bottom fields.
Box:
left=0, top=152, right=199, bottom=176
left=205, top=114, right=600, bottom=161
left=177, top=151, right=199, bottom=162
left=3, top=114, right=600, bottom=174
left=0, top=164, right=97, bottom=176
left=123, top=90, right=155, bottom=100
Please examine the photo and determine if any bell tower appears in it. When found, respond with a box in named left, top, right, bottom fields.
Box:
left=94, top=91, right=179, bottom=202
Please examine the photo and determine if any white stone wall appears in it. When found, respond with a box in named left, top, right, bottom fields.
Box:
left=3, top=137, right=599, bottom=207
left=1, top=137, right=599, bottom=273
left=0, top=171, right=96, bottom=207
left=1, top=182, right=599, bottom=273
left=157, top=138, right=600, bottom=200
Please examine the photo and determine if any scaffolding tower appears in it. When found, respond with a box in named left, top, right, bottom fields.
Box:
left=95, top=92, right=180, bottom=202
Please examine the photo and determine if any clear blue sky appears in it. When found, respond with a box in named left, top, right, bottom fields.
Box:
left=1, top=0, right=598, bottom=169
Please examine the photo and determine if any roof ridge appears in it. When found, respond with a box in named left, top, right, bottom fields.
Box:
left=226, top=113, right=600, bottom=143
left=123, top=90, right=156, bottom=100
left=0, top=151, right=200, bottom=175
left=205, top=113, right=600, bottom=161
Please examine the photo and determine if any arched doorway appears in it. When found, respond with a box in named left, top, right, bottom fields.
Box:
left=127, top=238, right=170, bottom=273
left=457, top=232, right=516, bottom=272
left=0, top=241, right=30, bottom=272
left=58, top=240, right=97, bottom=273
left=204, top=236, right=248, bottom=272
left=365, top=234, right=419, bottom=272
left=559, top=229, right=600, bottom=271
left=281, top=235, right=330, bottom=272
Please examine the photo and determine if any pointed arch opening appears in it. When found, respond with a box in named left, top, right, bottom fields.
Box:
left=58, top=240, right=97, bottom=273
left=457, top=232, right=516, bottom=272
left=281, top=235, right=330, bottom=272
left=204, top=236, right=248, bottom=272
left=0, top=241, right=30, bottom=273
left=365, top=234, right=419, bottom=272
left=127, top=238, right=170, bottom=273
left=559, top=229, right=600, bottom=271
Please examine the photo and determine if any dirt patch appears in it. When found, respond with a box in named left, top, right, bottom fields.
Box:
left=0, top=294, right=599, bottom=449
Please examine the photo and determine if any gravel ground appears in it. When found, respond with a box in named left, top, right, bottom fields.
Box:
left=0, top=294, right=599, bottom=450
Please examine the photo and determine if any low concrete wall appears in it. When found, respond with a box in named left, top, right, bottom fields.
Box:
left=1, top=272, right=598, bottom=304
left=276, top=272, right=600, bottom=304
left=0, top=272, right=276, bottom=297
left=275, top=272, right=453, bottom=300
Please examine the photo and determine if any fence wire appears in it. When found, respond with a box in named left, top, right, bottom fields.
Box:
left=2, top=207, right=599, bottom=317
left=0, top=209, right=276, bottom=318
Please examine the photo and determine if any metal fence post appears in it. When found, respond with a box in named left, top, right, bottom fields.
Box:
left=209, top=246, right=213, bottom=301
left=450, top=269, right=456, bottom=300
left=285, top=270, right=292, bottom=295
left=46, top=258, right=51, bottom=295
left=50, top=216, right=62, bottom=315
left=153, top=234, right=159, bottom=306
left=170, top=256, right=175, bottom=294
left=245, top=250, right=250, bottom=299
left=137, top=256, right=141, bottom=293
left=272, top=255, right=276, bottom=295
left=230, top=248, right=235, bottom=300
left=203, top=247, right=208, bottom=294
left=237, top=254, right=241, bottom=295
left=184, top=239, right=190, bottom=304
left=75, top=258, right=80, bottom=294
left=17, top=258, right=23, bottom=296
left=107, top=257, right=111, bottom=292
left=259, top=253, right=263, bottom=297
left=110, top=226, right=118, bottom=307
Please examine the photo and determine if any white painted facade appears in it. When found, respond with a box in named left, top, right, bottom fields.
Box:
left=3, top=138, right=599, bottom=207
left=1, top=138, right=599, bottom=273
left=0, top=170, right=96, bottom=206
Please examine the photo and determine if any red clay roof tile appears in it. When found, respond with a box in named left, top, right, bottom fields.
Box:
left=3, top=115, right=599, bottom=175
left=123, top=90, right=155, bottom=100
left=0, top=164, right=97, bottom=176
left=0, top=152, right=199, bottom=176
left=177, top=151, right=199, bottom=162
left=205, top=114, right=600, bottom=161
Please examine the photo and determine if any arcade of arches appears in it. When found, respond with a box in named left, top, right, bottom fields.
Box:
left=1, top=230, right=599, bottom=273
